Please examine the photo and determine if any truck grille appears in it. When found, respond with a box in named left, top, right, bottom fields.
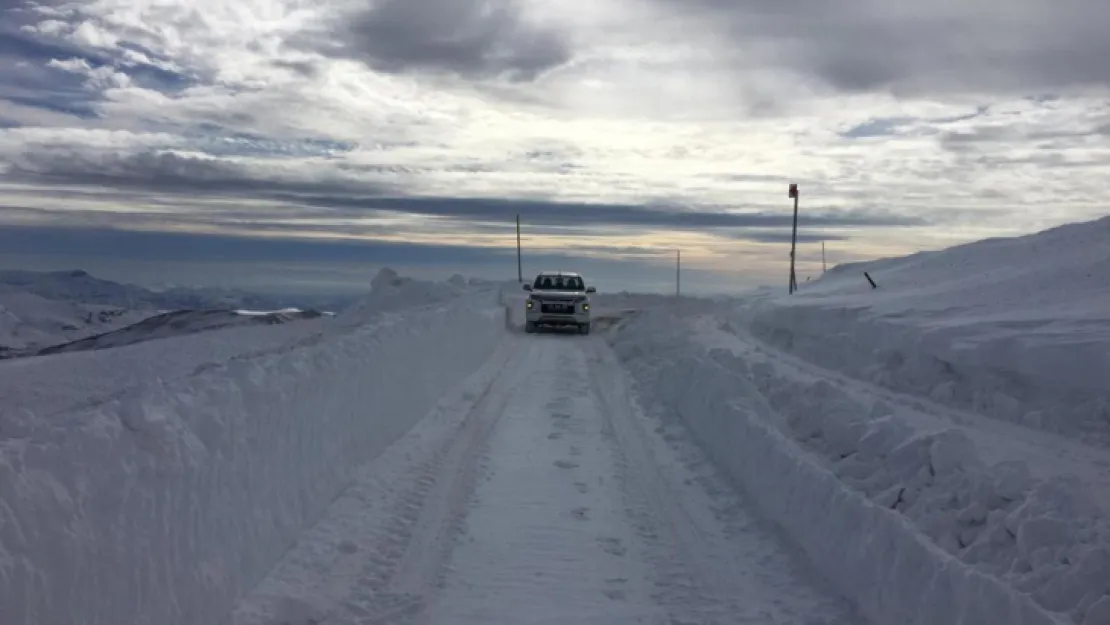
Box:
left=541, top=302, right=575, bottom=314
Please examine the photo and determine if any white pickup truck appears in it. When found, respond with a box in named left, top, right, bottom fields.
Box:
left=522, top=271, right=596, bottom=335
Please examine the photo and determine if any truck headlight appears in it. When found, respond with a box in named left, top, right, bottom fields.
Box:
left=582, top=303, right=590, bottom=311
left=526, top=300, right=534, bottom=309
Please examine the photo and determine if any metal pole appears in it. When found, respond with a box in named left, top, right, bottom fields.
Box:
left=789, top=188, right=799, bottom=294
left=516, top=213, right=522, bottom=283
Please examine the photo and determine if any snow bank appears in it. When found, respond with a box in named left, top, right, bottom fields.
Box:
left=740, top=349, right=1110, bottom=623
left=0, top=275, right=504, bottom=625
left=609, top=309, right=1073, bottom=625
left=737, top=216, right=1110, bottom=444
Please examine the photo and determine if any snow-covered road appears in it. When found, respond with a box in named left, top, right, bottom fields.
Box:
left=228, top=333, right=863, bottom=625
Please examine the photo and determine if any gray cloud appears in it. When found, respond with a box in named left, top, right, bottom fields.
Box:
left=0, top=0, right=195, bottom=125
left=938, top=118, right=1106, bottom=154
left=1, top=148, right=922, bottom=233
left=6, top=149, right=394, bottom=196
left=0, top=223, right=511, bottom=265
left=654, top=1, right=1110, bottom=96
left=310, top=0, right=570, bottom=82
left=0, top=224, right=761, bottom=296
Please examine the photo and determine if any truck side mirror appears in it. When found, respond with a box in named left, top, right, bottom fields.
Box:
left=586, top=286, right=596, bottom=293
left=523, top=284, right=532, bottom=291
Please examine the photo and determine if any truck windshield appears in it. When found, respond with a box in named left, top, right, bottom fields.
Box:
left=533, top=275, right=584, bottom=291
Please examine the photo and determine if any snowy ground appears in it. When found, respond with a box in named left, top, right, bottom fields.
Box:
left=229, top=332, right=861, bottom=625
left=4, top=216, right=1107, bottom=625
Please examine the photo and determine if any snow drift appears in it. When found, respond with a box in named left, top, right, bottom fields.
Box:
left=738, top=215, right=1110, bottom=444
left=0, top=272, right=504, bottom=625
left=608, top=308, right=1072, bottom=625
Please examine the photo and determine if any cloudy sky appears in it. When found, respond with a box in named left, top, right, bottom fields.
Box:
left=0, top=0, right=1107, bottom=295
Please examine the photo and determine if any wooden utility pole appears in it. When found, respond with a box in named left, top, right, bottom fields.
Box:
left=516, top=213, right=522, bottom=283
left=676, top=249, right=681, bottom=296
left=788, top=183, right=799, bottom=294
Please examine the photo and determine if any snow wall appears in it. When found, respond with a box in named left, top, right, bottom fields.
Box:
left=608, top=310, right=1070, bottom=625
left=0, top=288, right=504, bottom=625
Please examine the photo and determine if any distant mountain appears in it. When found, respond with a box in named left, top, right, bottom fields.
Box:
left=0, top=269, right=360, bottom=312
left=34, top=308, right=326, bottom=357
left=0, top=291, right=154, bottom=352
left=0, top=269, right=357, bottom=355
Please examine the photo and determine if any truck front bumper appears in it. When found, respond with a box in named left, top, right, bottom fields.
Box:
left=525, top=307, right=590, bottom=326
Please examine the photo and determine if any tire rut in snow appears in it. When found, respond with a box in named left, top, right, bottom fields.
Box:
left=349, top=342, right=534, bottom=625
left=416, top=337, right=669, bottom=624
left=224, top=338, right=528, bottom=625
left=584, top=339, right=864, bottom=625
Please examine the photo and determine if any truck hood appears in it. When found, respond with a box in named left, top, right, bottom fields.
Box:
left=528, top=290, right=588, bottom=301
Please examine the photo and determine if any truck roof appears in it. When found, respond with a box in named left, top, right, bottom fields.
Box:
left=535, top=271, right=582, bottom=277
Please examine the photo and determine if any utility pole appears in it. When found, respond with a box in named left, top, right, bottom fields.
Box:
left=676, top=249, right=681, bottom=297
left=822, top=240, right=827, bottom=275
left=516, top=213, right=522, bottom=283
left=788, top=183, right=799, bottom=294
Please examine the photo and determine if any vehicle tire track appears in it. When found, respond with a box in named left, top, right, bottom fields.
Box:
left=585, top=338, right=864, bottom=624
left=225, top=337, right=531, bottom=625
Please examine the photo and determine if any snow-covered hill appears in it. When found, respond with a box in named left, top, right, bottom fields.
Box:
left=0, top=269, right=359, bottom=355
left=741, top=215, right=1110, bottom=444
left=0, top=291, right=154, bottom=353
left=0, top=269, right=358, bottom=313
left=35, top=308, right=326, bottom=356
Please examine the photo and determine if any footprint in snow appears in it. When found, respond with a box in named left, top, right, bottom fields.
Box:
left=574, top=481, right=589, bottom=494
left=547, top=432, right=563, bottom=440
left=554, top=460, right=579, bottom=469
left=598, top=537, right=626, bottom=556
left=572, top=507, right=589, bottom=520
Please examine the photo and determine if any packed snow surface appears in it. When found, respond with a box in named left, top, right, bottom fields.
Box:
left=229, top=332, right=861, bottom=625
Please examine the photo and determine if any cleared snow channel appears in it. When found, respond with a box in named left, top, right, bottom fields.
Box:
left=228, top=332, right=862, bottom=625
